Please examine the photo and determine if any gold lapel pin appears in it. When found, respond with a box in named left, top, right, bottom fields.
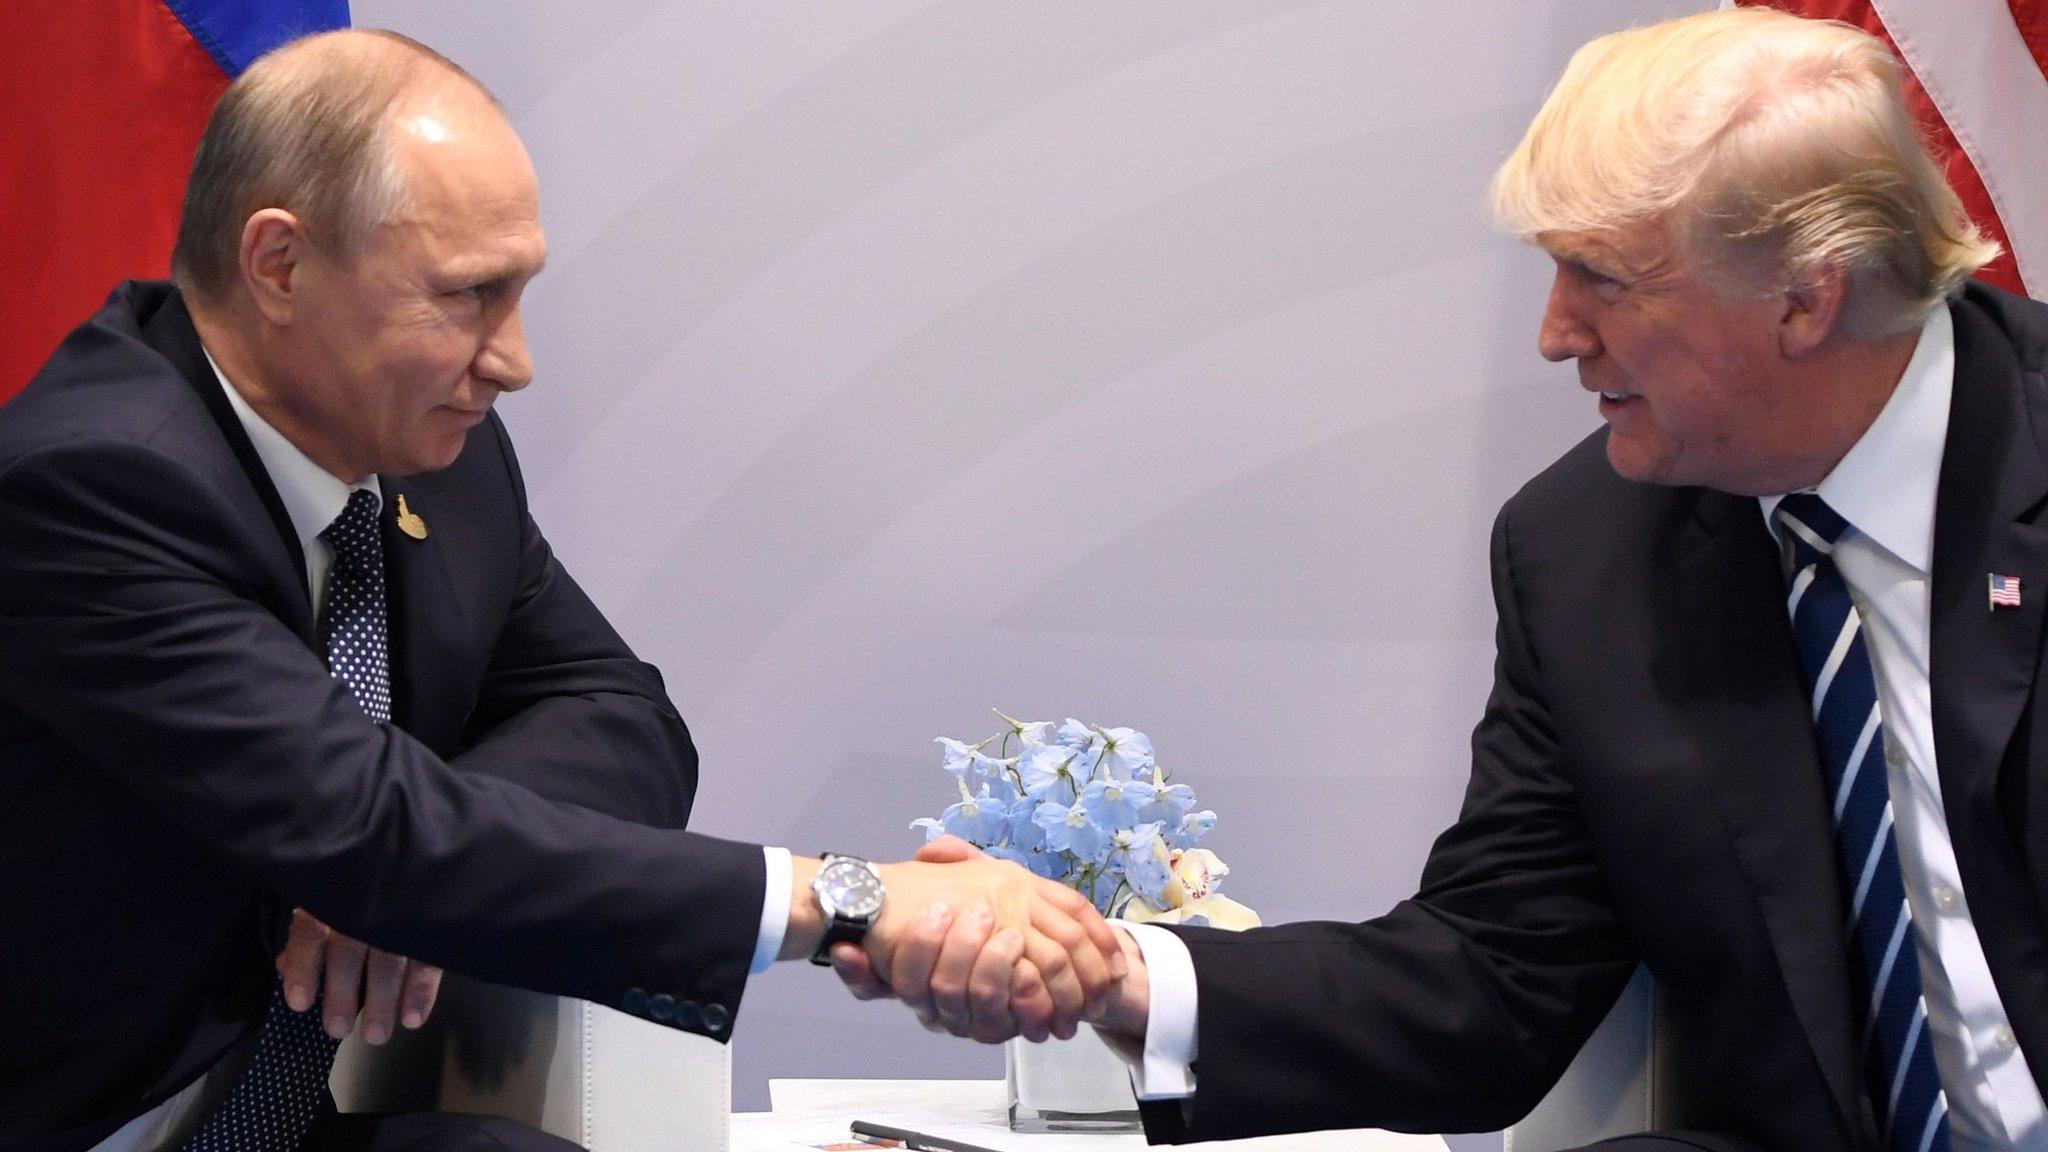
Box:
left=395, top=493, right=429, bottom=541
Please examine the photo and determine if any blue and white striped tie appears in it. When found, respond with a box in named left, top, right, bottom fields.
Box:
left=1777, top=493, right=1951, bottom=1152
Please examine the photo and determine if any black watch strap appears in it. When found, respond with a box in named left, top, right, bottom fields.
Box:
left=810, top=916, right=868, bottom=966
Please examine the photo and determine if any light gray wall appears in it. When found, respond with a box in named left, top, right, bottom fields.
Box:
left=352, top=2, right=1712, bottom=1140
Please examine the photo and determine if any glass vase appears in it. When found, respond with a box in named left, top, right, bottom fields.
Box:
left=1004, top=1023, right=1142, bottom=1133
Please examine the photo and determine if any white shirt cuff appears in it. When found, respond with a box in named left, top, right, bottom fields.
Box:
left=1114, top=921, right=1199, bottom=1100
left=753, top=846, right=793, bottom=973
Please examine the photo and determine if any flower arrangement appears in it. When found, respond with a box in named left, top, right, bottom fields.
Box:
left=915, top=712, right=1258, bottom=928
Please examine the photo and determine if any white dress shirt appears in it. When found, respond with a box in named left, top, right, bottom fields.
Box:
left=93, top=354, right=794, bottom=1152
left=1123, top=307, right=2048, bottom=1150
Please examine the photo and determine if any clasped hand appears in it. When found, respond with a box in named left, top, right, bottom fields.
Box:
left=836, top=837, right=1149, bottom=1046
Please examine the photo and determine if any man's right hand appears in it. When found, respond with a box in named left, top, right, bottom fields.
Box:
left=822, top=837, right=1150, bottom=1046
left=787, top=840, right=1126, bottom=1043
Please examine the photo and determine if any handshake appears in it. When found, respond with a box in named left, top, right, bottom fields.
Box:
left=798, top=835, right=1151, bottom=1046
left=278, top=835, right=1153, bottom=1051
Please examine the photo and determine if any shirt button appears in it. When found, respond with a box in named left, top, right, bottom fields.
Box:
left=1885, top=744, right=1907, bottom=769
left=1852, top=596, right=1870, bottom=616
left=1932, top=886, right=1961, bottom=913
left=1996, top=1025, right=2019, bottom=1053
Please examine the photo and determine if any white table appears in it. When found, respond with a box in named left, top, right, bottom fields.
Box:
left=731, top=1079, right=1449, bottom=1152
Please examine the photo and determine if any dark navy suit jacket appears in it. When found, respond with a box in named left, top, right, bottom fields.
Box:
left=0, top=283, right=766, bottom=1149
left=1141, top=283, right=2048, bottom=1152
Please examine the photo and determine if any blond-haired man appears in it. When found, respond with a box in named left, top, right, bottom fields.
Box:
left=852, top=11, right=2048, bottom=1151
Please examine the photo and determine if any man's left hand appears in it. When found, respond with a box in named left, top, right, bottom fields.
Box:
left=277, top=908, right=443, bottom=1044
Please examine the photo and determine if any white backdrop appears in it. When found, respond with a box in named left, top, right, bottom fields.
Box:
left=351, top=1, right=1710, bottom=1140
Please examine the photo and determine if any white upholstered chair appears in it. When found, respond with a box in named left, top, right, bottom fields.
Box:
left=1504, top=967, right=1673, bottom=1152
left=330, top=974, right=731, bottom=1152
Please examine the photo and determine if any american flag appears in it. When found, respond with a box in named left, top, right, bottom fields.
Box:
left=1991, top=573, right=2024, bottom=610
left=1736, top=0, right=2048, bottom=301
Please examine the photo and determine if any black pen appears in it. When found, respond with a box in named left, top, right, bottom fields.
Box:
left=850, top=1120, right=1003, bottom=1152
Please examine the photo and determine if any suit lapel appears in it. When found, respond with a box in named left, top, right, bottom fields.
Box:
left=145, top=289, right=315, bottom=642
left=1674, top=487, right=1866, bottom=1138
left=1929, top=296, right=2048, bottom=850
left=1927, top=293, right=2048, bottom=1085
left=378, top=478, right=471, bottom=745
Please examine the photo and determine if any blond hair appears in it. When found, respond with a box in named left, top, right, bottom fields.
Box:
left=172, top=29, right=495, bottom=302
left=1491, top=7, right=1998, bottom=335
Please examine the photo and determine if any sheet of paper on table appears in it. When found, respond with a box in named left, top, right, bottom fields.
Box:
left=733, top=1080, right=1449, bottom=1152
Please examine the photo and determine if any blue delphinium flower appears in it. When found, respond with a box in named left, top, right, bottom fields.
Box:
left=929, top=788, right=1013, bottom=843
left=1166, top=808, right=1217, bottom=850
left=1033, top=799, right=1109, bottom=863
left=1024, top=844, right=1074, bottom=883
left=938, top=736, right=1014, bottom=796
left=1098, top=727, right=1155, bottom=781
left=983, top=844, right=1031, bottom=869
left=1053, top=718, right=1104, bottom=776
left=1053, top=718, right=1096, bottom=750
left=996, top=711, right=1057, bottom=750
left=1137, top=781, right=1195, bottom=826
left=1006, top=799, right=1047, bottom=854
left=1081, top=865, right=1122, bottom=915
left=1107, top=822, right=1173, bottom=907
left=1080, top=776, right=1157, bottom=829
left=978, top=771, right=1022, bottom=809
left=1018, top=742, right=1084, bottom=805
left=936, top=736, right=979, bottom=775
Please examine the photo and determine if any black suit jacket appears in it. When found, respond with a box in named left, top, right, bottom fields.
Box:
left=0, top=283, right=768, bottom=1149
left=1141, top=282, right=2048, bottom=1151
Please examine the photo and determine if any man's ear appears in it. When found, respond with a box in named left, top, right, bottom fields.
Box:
left=240, top=208, right=304, bottom=326
left=1778, top=261, right=1849, bottom=359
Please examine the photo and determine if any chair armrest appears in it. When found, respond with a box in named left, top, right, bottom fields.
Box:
left=1503, top=966, right=1662, bottom=1152
left=332, top=973, right=730, bottom=1152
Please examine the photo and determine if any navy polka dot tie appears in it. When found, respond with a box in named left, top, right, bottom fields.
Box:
left=313, top=489, right=392, bottom=726
left=183, top=489, right=390, bottom=1152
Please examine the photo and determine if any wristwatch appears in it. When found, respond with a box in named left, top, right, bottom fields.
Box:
left=809, top=853, right=886, bottom=966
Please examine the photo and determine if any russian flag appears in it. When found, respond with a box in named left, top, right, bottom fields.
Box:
left=0, top=0, right=350, bottom=400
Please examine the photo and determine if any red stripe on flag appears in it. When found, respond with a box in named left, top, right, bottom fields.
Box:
left=1735, top=0, right=2026, bottom=296
left=0, top=0, right=232, bottom=400
left=2009, top=1, right=2048, bottom=87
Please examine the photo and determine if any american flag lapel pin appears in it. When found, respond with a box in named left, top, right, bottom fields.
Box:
left=1989, top=572, right=2023, bottom=611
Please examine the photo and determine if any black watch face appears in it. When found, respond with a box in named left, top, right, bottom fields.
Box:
left=820, top=859, right=884, bottom=919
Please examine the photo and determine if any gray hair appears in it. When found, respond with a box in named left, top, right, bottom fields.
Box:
left=171, top=29, right=496, bottom=302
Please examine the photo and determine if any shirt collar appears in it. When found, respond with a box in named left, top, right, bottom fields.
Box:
left=200, top=346, right=380, bottom=557
left=1760, top=304, right=1953, bottom=574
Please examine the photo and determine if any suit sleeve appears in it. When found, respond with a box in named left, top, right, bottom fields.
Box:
left=1140, top=502, right=1638, bottom=1143
left=0, top=439, right=761, bottom=1041
left=449, top=415, right=698, bottom=830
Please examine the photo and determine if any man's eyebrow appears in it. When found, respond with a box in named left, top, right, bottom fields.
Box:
left=446, top=255, right=547, bottom=285
left=1547, top=251, right=1598, bottom=275
left=1556, top=249, right=1628, bottom=281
